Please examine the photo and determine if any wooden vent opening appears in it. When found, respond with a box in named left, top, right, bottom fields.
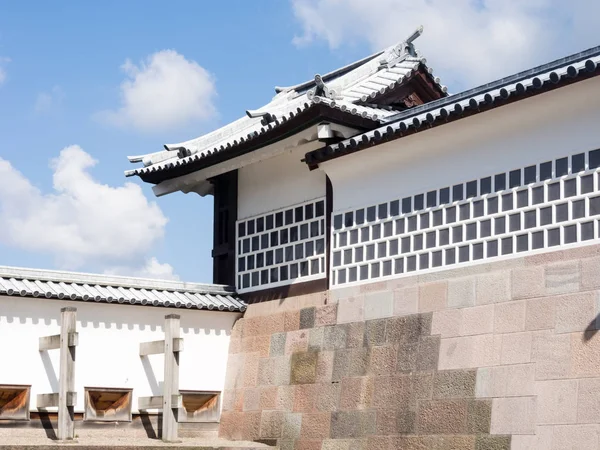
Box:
left=84, top=387, right=132, bottom=422
left=0, top=385, right=31, bottom=421
left=179, top=390, right=220, bottom=423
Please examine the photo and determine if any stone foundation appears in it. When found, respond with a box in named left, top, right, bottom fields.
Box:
left=221, top=244, right=600, bottom=449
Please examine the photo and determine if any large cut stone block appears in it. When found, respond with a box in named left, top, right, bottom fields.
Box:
left=316, top=304, right=338, bottom=327
left=293, top=384, right=316, bottom=412
left=581, top=256, right=600, bottom=290
left=476, top=270, right=511, bottom=305
left=290, top=351, right=318, bottom=385
left=577, top=378, right=600, bottom=423
left=300, top=412, right=331, bottom=439
left=369, top=345, right=397, bottom=376
left=500, top=332, right=532, bottom=364
left=323, top=325, right=348, bottom=350
left=494, top=301, right=526, bottom=333
left=286, top=329, right=309, bottom=355
left=571, top=331, right=600, bottom=377
left=393, top=285, right=418, bottom=317
left=525, top=297, right=555, bottom=331
left=330, top=410, right=377, bottom=439
left=285, top=310, right=301, bottom=332
left=475, top=435, right=511, bottom=450
left=490, top=396, right=536, bottom=435
left=535, top=379, right=578, bottom=425
left=512, top=266, right=545, bottom=300
left=242, top=411, right=262, bottom=440
left=467, top=399, right=492, bottom=434
left=316, top=350, right=334, bottom=383
left=532, top=331, right=571, bottom=380
left=416, top=399, right=468, bottom=434
left=365, top=319, right=387, bottom=347
left=308, top=327, right=324, bottom=351
left=364, top=291, right=394, bottom=320
left=385, top=313, right=431, bottom=344
left=340, top=376, right=373, bottom=410
left=315, top=382, right=340, bottom=412
left=418, top=281, right=447, bottom=312
left=552, top=424, right=599, bottom=450
left=271, top=332, right=287, bottom=356
left=416, top=335, right=440, bottom=371
left=300, top=307, right=316, bottom=329
left=545, top=260, right=580, bottom=295
left=461, top=304, right=494, bottom=336
left=337, top=296, right=365, bottom=323
left=431, top=308, right=462, bottom=338
left=448, top=277, right=476, bottom=308
left=372, top=375, right=414, bottom=409
left=433, top=369, right=477, bottom=399
left=332, top=348, right=370, bottom=381
left=282, top=412, right=302, bottom=439
left=260, top=410, right=284, bottom=439
left=555, top=291, right=597, bottom=333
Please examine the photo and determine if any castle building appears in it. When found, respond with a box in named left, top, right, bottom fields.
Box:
left=2, top=27, right=600, bottom=448
left=128, top=29, right=600, bottom=449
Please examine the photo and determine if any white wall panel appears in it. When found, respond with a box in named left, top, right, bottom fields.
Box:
left=0, top=296, right=238, bottom=414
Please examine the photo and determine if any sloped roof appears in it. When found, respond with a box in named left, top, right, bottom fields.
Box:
left=125, top=27, right=446, bottom=181
left=0, top=266, right=246, bottom=312
left=305, top=45, right=600, bottom=166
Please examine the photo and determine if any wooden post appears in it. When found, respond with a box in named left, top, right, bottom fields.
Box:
left=162, top=314, right=180, bottom=442
left=58, top=307, right=77, bottom=441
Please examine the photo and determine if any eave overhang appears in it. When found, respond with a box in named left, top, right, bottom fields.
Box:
left=136, top=103, right=381, bottom=185
left=305, top=46, right=600, bottom=168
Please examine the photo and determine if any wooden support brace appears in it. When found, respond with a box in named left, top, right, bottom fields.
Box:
left=138, top=394, right=182, bottom=411
left=138, top=396, right=163, bottom=410
left=139, top=338, right=183, bottom=356
left=39, top=332, right=78, bottom=351
left=37, top=392, right=77, bottom=408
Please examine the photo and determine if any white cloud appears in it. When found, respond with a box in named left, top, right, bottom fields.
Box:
left=0, top=57, right=10, bottom=85
left=34, top=86, right=64, bottom=114
left=0, top=145, right=168, bottom=269
left=291, top=0, right=600, bottom=89
left=103, top=257, right=180, bottom=281
left=97, top=50, right=217, bottom=131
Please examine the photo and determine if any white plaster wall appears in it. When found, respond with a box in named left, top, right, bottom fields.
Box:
left=238, top=144, right=326, bottom=220
left=0, top=295, right=239, bottom=413
left=322, top=76, right=600, bottom=212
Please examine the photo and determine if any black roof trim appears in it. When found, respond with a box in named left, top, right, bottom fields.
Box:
left=139, top=104, right=380, bottom=184
left=305, top=45, right=600, bottom=167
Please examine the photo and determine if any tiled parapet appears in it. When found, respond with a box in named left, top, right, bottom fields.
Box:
left=222, top=243, right=600, bottom=449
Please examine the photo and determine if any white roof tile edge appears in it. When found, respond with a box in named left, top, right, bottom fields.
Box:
left=126, top=30, right=446, bottom=178
left=0, top=266, right=246, bottom=312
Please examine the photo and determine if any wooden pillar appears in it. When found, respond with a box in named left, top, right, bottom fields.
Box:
left=58, top=307, right=77, bottom=441
left=162, top=314, right=180, bottom=442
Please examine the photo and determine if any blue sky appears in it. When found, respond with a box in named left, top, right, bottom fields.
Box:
left=0, top=1, right=597, bottom=282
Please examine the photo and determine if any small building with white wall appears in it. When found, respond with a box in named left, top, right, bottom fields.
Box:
left=0, top=265, right=245, bottom=440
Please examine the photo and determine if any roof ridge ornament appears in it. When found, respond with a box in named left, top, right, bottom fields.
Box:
left=380, top=25, right=424, bottom=69
left=307, top=74, right=339, bottom=101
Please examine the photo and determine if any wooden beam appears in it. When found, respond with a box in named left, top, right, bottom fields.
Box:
left=162, top=314, right=181, bottom=442
left=139, top=340, right=164, bottom=356
left=137, top=394, right=182, bottom=411
left=39, top=332, right=78, bottom=351
left=138, top=396, right=163, bottom=410
left=39, top=335, right=60, bottom=351
left=139, top=338, right=183, bottom=356
left=58, top=307, right=77, bottom=440
left=37, top=393, right=58, bottom=408
left=37, top=392, right=77, bottom=408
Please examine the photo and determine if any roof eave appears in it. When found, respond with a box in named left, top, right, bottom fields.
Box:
left=136, top=104, right=381, bottom=185
left=305, top=47, right=600, bottom=167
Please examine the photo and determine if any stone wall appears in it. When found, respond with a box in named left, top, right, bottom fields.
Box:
left=220, top=244, right=600, bottom=449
